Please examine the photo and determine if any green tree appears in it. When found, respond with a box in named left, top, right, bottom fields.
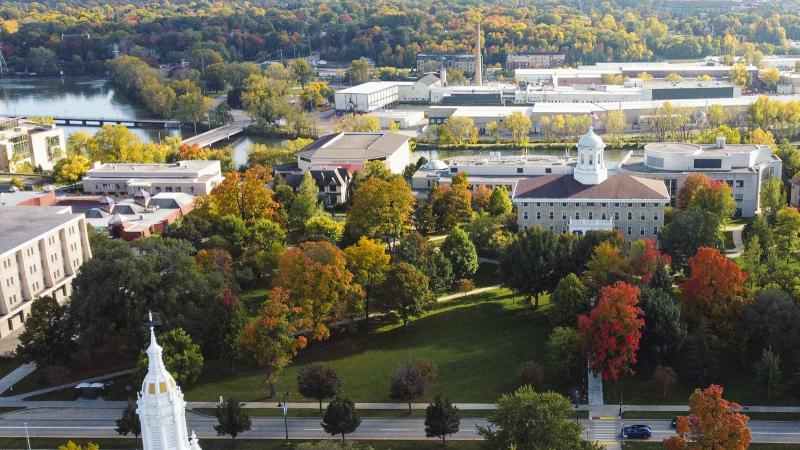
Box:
left=214, top=397, right=252, bottom=446
left=545, top=326, right=584, bottom=379
left=322, top=395, right=361, bottom=442
left=16, top=296, right=73, bottom=366
left=289, top=172, right=322, bottom=233
left=305, top=215, right=344, bottom=243
left=52, top=155, right=92, bottom=184
left=115, top=400, right=141, bottom=441
left=477, top=386, right=600, bottom=450
left=689, top=180, right=735, bottom=222
left=549, top=273, right=591, bottom=328
left=505, top=111, right=532, bottom=147
left=297, top=363, right=342, bottom=412
left=374, top=263, right=433, bottom=327
left=440, top=227, right=478, bottom=280
left=425, top=394, right=461, bottom=446
left=637, top=287, right=687, bottom=372
left=659, top=208, right=722, bottom=271
left=291, top=59, right=316, bottom=88
left=488, top=187, right=512, bottom=217
left=760, top=177, right=785, bottom=225
left=136, top=327, right=204, bottom=387
left=173, top=90, right=213, bottom=134
left=486, top=121, right=501, bottom=143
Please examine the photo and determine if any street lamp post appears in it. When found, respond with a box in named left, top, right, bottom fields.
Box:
left=278, top=390, right=290, bottom=442
left=24, top=422, right=31, bottom=450
left=619, top=392, right=623, bottom=418
left=573, top=388, right=580, bottom=424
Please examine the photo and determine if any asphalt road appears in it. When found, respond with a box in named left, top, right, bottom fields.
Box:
left=0, top=409, right=798, bottom=443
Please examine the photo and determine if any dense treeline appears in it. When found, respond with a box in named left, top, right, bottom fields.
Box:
left=1, top=0, right=799, bottom=75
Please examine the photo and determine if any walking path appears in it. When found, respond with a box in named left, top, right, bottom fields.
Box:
left=1, top=369, right=135, bottom=402
left=437, top=285, right=501, bottom=302
left=0, top=362, right=36, bottom=395
left=724, top=223, right=745, bottom=257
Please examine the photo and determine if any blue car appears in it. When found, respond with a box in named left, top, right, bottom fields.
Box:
left=622, top=424, right=652, bottom=439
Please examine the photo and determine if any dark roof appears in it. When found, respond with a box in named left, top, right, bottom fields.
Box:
left=274, top=162, right=301, bottom=174
left=285, top=169, right=350, bottom=191
left=513, top=174, right=670, bottom=200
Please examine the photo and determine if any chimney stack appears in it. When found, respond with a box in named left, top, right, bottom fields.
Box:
left=440, top=67, right=447, bottom=86
left=716, top=136, right=726, bottom=149
left=474, top=20, right=482, bottom=86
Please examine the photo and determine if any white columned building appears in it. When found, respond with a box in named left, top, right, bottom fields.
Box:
left=137, top=314, right=201, bottom=450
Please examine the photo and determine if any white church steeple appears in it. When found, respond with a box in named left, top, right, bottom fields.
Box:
left=573, top=126, right=608, bottom=185
left=137, top=312, right=201, bottom=450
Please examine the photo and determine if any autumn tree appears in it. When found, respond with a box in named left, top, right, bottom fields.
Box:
left=297, top=363, right=342, bottom=412
left=505, top=111, right=532, bottom=147
left=344, top=237, right=390, bottom=320
left=651, top=365, right=678, bottom=400
left=676, top=173, right=711, bottom=209
left=680, top=247, right=747, bottom=335
left=344, top=177, right=414, bottom=248
left=578, top=282, right=645, bottom=382
left=689, top=180, right=735, bottom=222
left=239, top=291, right=307, bottom=398
left=374, top=263, right=433, bottom=327
left=431, top=174, right=473, bottom=232
left=272, top=241, right=363, bottom=340
left=210, top=165, right=277, bottom=221
left=666, top=385, right=751, bottom=450
left=390, top=358, right=438, bottom=412
left=489, top=187, right=512, bottom=217
left=584, top=241, right=631, bottom=291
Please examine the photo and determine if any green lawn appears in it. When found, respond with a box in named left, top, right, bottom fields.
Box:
left=0, top=358, right=22, bottom=380
left=185, top=288, right=569, bottom=403
left=723, top=230, right=736, bottom=250
left=0, top=438, right=483, bottom=450
left=605, top=371, right=800, bottom=406
left=25, top=375, right=134, bottom=401
left=2, top=365, right=132, bottom=398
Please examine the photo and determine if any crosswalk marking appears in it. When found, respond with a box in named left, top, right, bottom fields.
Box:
left=592, top=418, right=619, bottom=445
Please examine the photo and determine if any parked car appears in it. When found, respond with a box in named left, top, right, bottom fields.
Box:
left=622, top=424, right=652, bottom=439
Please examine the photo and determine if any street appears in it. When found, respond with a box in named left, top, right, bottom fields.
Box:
left=0, top=408, right=799, bottom=444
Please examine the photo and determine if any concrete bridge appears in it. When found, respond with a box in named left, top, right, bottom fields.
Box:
left=3, top=114, right=181, bottom=129
left=181, top=109, right=253, bottom=148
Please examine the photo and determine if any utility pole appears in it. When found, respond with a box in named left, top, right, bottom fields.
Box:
left=277, top=390, right=290, bottom=442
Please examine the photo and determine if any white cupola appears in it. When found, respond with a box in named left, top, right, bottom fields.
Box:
left=573, top=126, right=608, bottom=185
left=137, top=312, right=201, bottom=450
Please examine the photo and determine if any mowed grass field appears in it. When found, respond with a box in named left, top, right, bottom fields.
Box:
left=185, top=288, right=567, bottom=403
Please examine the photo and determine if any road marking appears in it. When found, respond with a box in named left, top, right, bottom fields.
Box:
left=302, top=428, right=323, bottom=431
left=0, top=426, right=117, bottom=430
left=379, top=428, right=412, bottom=431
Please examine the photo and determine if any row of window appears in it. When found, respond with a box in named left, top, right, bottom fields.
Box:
left=523, top=211, right=660, bottom=221
left=522, top=201, right=662, bottom=208
left=524, top=225, right=660, bottom=236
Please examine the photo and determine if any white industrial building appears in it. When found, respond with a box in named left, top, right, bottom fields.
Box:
left=334, top=82, right=411, bottom=113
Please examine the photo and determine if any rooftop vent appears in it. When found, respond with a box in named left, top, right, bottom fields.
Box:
left=715, top=136, right=726, bottom=149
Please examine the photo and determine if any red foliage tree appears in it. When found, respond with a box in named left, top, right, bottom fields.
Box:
left=629, top=238, right=672, bottom=283
left=665, top=384, right=751, bottom=450
left=578, top=281, right=645, bottom=382
left=680, top=247, right=747, bottom=334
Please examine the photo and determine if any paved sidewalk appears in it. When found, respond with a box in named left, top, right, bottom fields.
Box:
left=1, top=368, right=135, bottom=401
left=724, top=224, right=745, bottom=257
left=437, top=285, right=501, bottom=302
left=0, top=362, right=36, bottom=395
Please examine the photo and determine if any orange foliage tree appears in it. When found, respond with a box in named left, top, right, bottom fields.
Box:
left=665, top=384, right=751, bottom=450
left=680, top=247, right=747, bottom=334
left=272, top=241, right=364, bottom=340
left=239, top=288, right=307, bottom=398
left=209, top=165, right=277, bottom=221
left=676, top=173, right=710, bottom=209
left=578, top=281, right=645, bottom=382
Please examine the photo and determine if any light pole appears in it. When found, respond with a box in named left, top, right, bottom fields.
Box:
left=277, top=390, right=290, bottom=442
left=24, top=422, right=31, bottom=450
left=619, top=392, right=623, bottom=418
left=573, top=388, right=580, bottom=424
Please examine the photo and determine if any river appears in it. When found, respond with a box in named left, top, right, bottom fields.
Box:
left=0, top=76, right=280, bottom=166
left=0, top=76, right=628, bottom=167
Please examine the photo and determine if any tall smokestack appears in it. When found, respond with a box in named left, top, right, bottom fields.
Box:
left=474, top=20, right=482, bottom=86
